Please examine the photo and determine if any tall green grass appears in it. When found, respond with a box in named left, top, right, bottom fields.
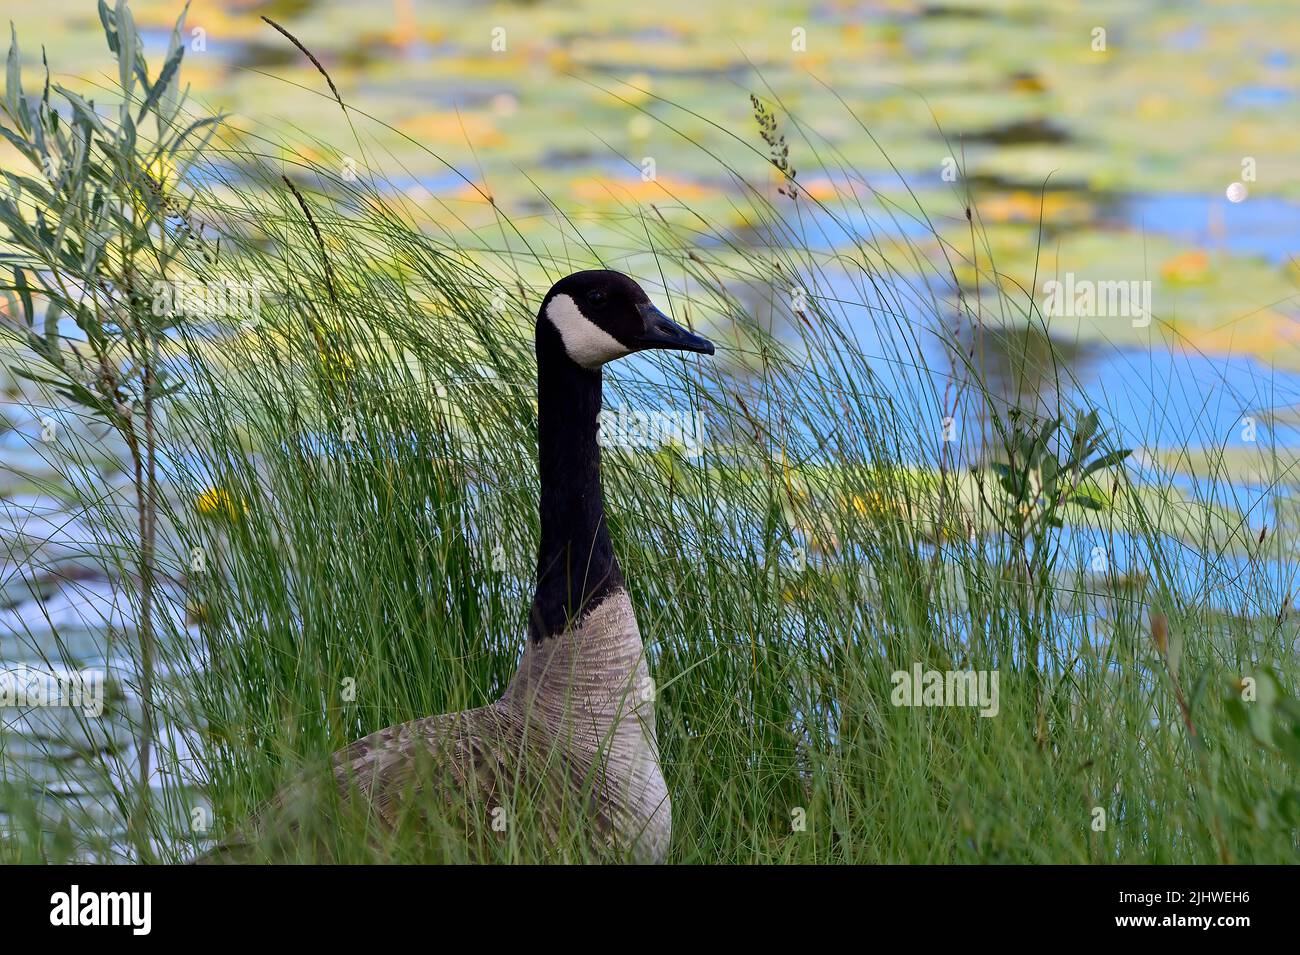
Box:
left=2, top=3, right=1297, bottom=863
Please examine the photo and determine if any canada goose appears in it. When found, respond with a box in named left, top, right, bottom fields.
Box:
left=200, top=270, right=713, bottom=863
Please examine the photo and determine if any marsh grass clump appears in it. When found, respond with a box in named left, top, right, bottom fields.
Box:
left=0, top=1, right=1296, bottom=864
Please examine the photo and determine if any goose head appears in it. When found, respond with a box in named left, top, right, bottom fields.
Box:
left=538, top=270, right=714, bottom=369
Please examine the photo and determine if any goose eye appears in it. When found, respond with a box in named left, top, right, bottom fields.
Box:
left=587, top=289, right=608, bottom=306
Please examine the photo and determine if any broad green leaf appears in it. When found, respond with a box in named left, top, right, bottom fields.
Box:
left=1083, top=449, right=1132, bottom=477
left=1067, top=493, right=1104, bottom=511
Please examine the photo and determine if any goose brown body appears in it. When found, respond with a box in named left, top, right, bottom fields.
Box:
left=329, top=590, right=669, bottom=860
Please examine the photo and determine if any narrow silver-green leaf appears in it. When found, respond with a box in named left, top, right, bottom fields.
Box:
left=6, top=22, right=25, bottom=133
left=137, top=43, right=183, bottom=123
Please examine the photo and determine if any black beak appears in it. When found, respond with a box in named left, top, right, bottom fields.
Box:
left=634, top=303, right=715, bottom=356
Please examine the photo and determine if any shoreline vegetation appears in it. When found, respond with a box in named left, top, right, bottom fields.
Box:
left=0, top=2, right=1297, bottom=863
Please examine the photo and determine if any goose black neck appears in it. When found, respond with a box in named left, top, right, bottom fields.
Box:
left=529, top=322, right=623, bottom=642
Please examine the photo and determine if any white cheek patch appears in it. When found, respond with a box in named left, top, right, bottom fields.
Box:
left=545, top=293, right=631, bottom=369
